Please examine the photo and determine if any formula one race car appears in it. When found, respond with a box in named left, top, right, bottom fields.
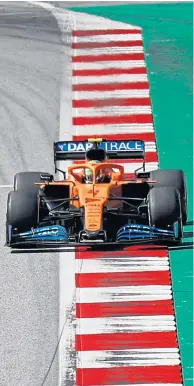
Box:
left=6, top=138, right=187, bottom=248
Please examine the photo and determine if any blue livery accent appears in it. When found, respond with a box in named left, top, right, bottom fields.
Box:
left=13, top=225, right=68, bottom=242
left=56, top=140, right=144, bottom=154
left=116, top=224, right=175, bottom=242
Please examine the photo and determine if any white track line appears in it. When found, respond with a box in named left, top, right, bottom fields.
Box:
left=75, top=60, right=146, bottom=70
left=57, top=10, right=76, bottom=386
left=77, top=358, right=180, bottom=368
left=77, top=291, right=172, bottom=303
left=144, top=142, right=157, bottom=151
left=77, top=350, right=180, bottom=368
left=78, top=348, right=180, bottom=353
left=35, top=3, right=76, bottom=386
left=77, top=315, right=175, bottom=334
left=76, top=286, right=172, bottom=303
left=73, top=123, right=154, bottom=134
left=74, top=46, right=144, bottom=55
left=73, top=89, right=150, bottom=99
left=73, top=106, right=152, bottom=116
left=76, top=265, right=168, bottom=273
left=0, top=185, right=13, bottom=188
left=75, top=34, right=142, bottom=43
left=72, top=73, right=148, bottom=84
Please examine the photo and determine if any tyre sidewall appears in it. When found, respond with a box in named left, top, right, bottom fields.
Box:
left=148, top=186, right=181, bottom=228
left=150, top=169, right=187, bottom=224
left=7, top=191, right=38, bottom=230
left=14, top=171, right=45, bottom=194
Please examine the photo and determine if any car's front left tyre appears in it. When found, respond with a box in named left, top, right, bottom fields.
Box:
left=149, top=169, right=187, bottom=224
left=148, top=186, right=182, bottom=239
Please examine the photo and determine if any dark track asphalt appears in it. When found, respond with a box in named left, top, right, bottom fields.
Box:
left=0, top=3, right=62, bottom=386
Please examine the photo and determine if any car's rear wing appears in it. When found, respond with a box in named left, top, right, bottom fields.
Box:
left=54, top=139, right=145, bottom=163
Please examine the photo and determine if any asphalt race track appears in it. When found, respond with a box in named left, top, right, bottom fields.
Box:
left=0, top=3, right=62, bottom=385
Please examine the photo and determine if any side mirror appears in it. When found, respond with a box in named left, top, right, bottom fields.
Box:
left=40, top=173, right=53, bottom=182
left=55, top=168, right=66, bottom=179
left=136, top=172, right=150, bottom=179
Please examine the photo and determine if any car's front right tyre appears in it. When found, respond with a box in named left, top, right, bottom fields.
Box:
left=6, top=191, right=38, bottom=232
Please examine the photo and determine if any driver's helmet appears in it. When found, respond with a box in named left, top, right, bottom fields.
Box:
left=84, top=160, right=100, bottom=183
left=84, top=167, right=93, bottom=183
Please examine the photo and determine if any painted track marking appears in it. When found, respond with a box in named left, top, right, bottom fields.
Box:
left=72, top=20, right=183, bottom=386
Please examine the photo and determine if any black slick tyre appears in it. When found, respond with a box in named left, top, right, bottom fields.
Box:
left=149, top=169, right=187, bottom=224
left=14, top=171, right=46, bottom=194
left=7, top=191, right=38, bottom=231
left=148, top=186, right=181, bottom=228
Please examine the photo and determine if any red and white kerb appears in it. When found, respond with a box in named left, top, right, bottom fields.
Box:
left=71, top=26, right=182, bottom=386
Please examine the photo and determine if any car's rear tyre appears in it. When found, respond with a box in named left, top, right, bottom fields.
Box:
left=148, top=186, right=181, bottom=229
left=7, top=191, right=38, bottom=231
left=14, top=171, right=48, bottom=194
left=149, top=169, right=187, bottom=224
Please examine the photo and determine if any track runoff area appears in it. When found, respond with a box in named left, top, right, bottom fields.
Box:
left=69, top=11, right=183, bottom=386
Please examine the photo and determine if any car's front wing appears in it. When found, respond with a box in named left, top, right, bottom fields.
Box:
left=7, top=223, right=181, bottom=249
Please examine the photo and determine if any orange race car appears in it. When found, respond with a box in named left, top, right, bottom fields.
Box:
left=6, top=138, right=187, bottom=248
